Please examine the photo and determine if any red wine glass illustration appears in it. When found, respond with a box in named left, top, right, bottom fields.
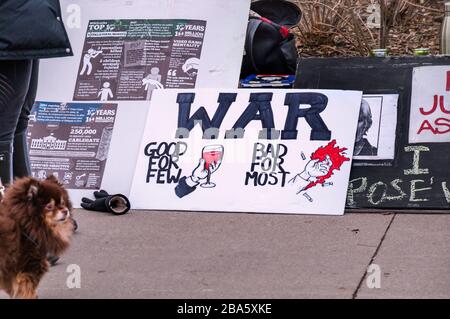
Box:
left=200, top=145, right=224, bottom=188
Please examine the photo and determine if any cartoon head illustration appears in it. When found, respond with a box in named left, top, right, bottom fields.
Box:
left=150, top=67, right=160, bottom=75
left=289, top=140, right=350, bottom=196
left=182, top=57, right=200, bottom=76
left=88, top=48, right=95, bottom=54
left=98, top=82, right=114, bottom=101
left=304, top=140, right=349, bottom=190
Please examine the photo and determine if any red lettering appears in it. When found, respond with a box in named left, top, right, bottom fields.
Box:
left=446, top=71, right=450, bottom=91
left=435, top=117, right=450, bottom=134
left=417, top=119, right=437, bottom=135
left=420, top=95, right=438, bottom=115
left=440, top=95, right=450, bottom=114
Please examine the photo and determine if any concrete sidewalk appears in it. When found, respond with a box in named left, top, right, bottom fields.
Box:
left=2, top=210, right=450, bottom=299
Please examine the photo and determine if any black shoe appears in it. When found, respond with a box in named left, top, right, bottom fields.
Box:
left=47, top=255, right=59, bottom=266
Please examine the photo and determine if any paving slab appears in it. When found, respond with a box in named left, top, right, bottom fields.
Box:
left=356, top=214, right=450, bottom=299
left=0, top=210, right=388, bottom=299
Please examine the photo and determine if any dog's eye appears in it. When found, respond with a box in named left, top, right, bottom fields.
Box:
left=45, top=203, right=55, bottom=211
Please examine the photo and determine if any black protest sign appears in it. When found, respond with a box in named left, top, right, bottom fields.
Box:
left=296, top=57, right=450, bottom=210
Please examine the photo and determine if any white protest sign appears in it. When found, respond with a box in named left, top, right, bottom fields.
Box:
left=27, top=101, right=118, bottom=190
left=353, top=94, right=399, bottom=161
left=39, top=0, right=251, bottom=99
left=409, top=66, right=450, bottom=143
left=34, top=0, right=251, bottom=206
left=129, top=89, right=362, bottom=215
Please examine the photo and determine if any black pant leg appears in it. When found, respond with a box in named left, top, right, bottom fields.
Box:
left=0, top=60, right=33, bottom=185
left=13, top=59, right=40, bottom=178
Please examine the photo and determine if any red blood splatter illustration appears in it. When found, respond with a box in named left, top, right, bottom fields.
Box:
left=305, top=140, right=350, bottom=190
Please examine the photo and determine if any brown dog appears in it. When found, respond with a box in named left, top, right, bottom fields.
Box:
left=0, top=176, right=74, bottom=299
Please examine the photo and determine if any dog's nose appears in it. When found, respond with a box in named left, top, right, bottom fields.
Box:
left=61, top=209, right=70, bottom=219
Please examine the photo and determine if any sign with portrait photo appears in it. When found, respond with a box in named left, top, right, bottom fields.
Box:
left=130, top=89, right=363, bottom=215
left=353, top=94, right=399, bottom=161
left=296, top=56, right=450, bottom=210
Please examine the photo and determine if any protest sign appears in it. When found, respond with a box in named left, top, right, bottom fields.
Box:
left=409, top=66, right=450, bottom=144
left=130, top=89, right=362, bottom=215
left=27, top=102, right=117, bottom=189
left=296, top=57, right=450, bottom=210
left=34, top=0, right=251, bottom=205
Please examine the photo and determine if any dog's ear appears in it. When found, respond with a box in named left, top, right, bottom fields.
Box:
left=46, top=175, right=63, bottom=186
left=27, top=183, right=39, bottom=201
left=46, top=175, right=59, bottom=184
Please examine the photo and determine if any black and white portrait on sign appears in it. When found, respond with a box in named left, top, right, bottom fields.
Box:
left=353, top=95, right=398, bottom=161
left=354, top=98, right=380, bottom=156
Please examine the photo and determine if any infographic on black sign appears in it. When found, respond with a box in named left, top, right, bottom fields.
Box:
left=27, top=102, right=118, bottom=189
left=73, top=19, right=206, bottom=101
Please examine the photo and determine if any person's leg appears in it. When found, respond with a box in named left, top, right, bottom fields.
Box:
left=87, top=62, right=92, bottom=75
left=79, top=61, right=86, bottom=75
left=13, top=60, right=39, bottom=179
left=0, top=60, right=33, bottom=186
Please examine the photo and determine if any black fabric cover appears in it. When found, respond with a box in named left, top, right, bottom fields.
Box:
left=0, top=0, right=72, bottom=60
left=241, top=0, right=301, bottom=77
left=251, top=0, right=302, bottom=27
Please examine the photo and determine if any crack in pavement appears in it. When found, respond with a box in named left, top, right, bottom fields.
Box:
left=352, top=214, right=397, bottom=299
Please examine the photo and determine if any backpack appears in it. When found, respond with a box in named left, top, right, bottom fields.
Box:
left=241, top=0, right=302, bottom=78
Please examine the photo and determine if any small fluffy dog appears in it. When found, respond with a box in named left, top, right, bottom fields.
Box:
left=0, top=176, right=74, bottom=299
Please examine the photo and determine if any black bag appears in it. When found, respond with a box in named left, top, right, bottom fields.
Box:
left=241, top=0, right=302, bottom=78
